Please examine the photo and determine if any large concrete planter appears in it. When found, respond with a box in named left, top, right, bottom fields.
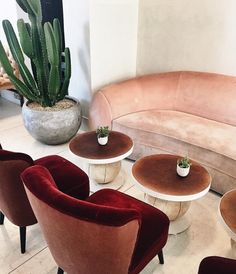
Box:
left=22, top=97, right=82, bottom=145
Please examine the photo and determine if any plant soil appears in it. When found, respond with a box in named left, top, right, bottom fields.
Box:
left=27, top=98, right=76, bottom=111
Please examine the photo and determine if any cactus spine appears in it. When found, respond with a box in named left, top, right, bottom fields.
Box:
left=0, top=0, right=71, bottom=107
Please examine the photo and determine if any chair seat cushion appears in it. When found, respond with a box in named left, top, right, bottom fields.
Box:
left=87, top=189, right=169, bottom=273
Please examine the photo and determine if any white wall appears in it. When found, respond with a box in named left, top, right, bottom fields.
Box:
left=90, top=0, right=139, bottom=91
left=0, top=0, right=18, bottom=46
left=137, top=0, right=236, bottom=76
left=63, top=0, right=91, bottom=117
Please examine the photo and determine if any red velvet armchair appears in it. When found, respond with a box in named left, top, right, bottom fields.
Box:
left=0, top=149, right=37, bottom=253
left=21, top=156, right=170, bottom=274
left=198, top=256, right=236, bottom=274
left=0, top=150, right=88, bottom=254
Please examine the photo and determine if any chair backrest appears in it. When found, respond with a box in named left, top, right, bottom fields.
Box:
left=0, top=150, right=37, bottom=226
left=22, top=165, right=140, bottom=274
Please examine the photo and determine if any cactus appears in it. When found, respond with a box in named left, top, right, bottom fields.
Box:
left=0, top=0, right=71, bottom=107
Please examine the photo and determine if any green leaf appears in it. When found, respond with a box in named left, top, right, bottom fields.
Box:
left=44, top=22, right=59, bottom=66
left=17, top=19, right=33, bottom=59
left=0, top=41, right=38, bottom=102
left=53, top=19, right=62, bottom=55
left=3, top=20, right=38, bottom=94
left=15, top=0, right=28, bottom=13
left=3, top=20, right=25, bottom=64
left=60, top=48, right=71, bottom=96
left=0, top=42, right=15, bottom=76
left=16, top=0, right=35, bottom=16
left=64, top=47, right=71, bottom=80
left=27, top=0, right=42, bottom=20
left=48, top=65, right=60, bottom=100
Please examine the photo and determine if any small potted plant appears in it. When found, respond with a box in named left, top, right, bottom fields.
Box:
left=177, top=157, right=192, bottom=177
left=96, top=126, right=109, bottom=145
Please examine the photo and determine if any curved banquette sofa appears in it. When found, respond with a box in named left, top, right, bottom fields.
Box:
left=89, top=71, right=236, bottom=195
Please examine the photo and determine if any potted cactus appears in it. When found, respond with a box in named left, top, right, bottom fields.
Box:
left=0, top=0, right=82, bottom=144
left=177, top=157, right=192, bottom=177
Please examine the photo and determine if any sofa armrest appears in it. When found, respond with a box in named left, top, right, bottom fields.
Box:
left=89, top=91, right=113, bottom=130
left=35, top=155, right=89, bottom=200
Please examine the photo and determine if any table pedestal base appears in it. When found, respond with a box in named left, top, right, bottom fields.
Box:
left=89, top=169, right=125, bottom=193
left=168, top=213, right=191, bottom=235
left=89, top=161, right=121, bottom=183
left=85, top=161, right=125, bottom=192
left=231, top=239, right=236, bottom=257
left=145, top=194, right=191, bottom=234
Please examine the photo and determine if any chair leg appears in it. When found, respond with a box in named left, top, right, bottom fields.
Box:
left=158, top=249, right=164, bottom=264
left=0, top=211, right=4, bottom=224
left=19, top=226, right=26, bottom=254
left=57, top=267, right=64, bottom=274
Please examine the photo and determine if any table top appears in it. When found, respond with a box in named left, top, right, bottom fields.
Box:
left=132, top=154, right=211, bottom=202
left=69, top=131, right=133, bottom=164
left=219, top=189, right=236, bottom=240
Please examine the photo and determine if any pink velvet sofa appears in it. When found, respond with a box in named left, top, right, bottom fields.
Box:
left=89, top=71, right=236, bottom=195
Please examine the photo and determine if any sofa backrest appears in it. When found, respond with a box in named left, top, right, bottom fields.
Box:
left=175, top=71, right=236, bottom=126
left=89, top=71, right=236, bottom=129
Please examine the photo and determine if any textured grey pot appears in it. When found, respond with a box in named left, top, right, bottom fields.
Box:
left=22, top=97, right=82, bottom=145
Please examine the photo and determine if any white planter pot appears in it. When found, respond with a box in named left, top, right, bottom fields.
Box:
left=22, top=96, right=82, bottom=145
left=97, top=136, right=108, bottom=145
left=177, top=165, right=190, bottom=177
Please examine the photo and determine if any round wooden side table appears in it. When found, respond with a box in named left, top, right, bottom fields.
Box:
left=69, top=131, right=133, bottom=192
left=132, top=154, right=211, bottom=234
left=219, top=189, right=236, bottom=257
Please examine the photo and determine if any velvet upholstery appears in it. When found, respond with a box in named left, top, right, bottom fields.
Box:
left=0, top=151, right=88, bottom=254
left=0, top=150, right=36, bottom=226
left=0, top=149, right=36, bottom=254
left=198, top=256, right=236, bottom=274
left=22, top=163, right=169, bottom=274
left=89, top=71, right=236, bottom=194
left=35, top=155, right=89, bottom=200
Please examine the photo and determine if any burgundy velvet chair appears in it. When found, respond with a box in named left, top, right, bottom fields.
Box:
left=21, top=159, right=170, bottom=274
left=0, top=149, right=37, bottom=253
left=0, top=150, right=86, bottom=254
left=198, top=256, right=236, bottom=274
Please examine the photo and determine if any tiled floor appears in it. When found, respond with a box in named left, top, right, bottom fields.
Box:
left=0, top=97, right=234, bottom=274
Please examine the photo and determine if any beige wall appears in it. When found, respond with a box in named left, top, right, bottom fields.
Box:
left=90, top=0, right=139, bottom=91
left=137, top=0, right=236, bottom=76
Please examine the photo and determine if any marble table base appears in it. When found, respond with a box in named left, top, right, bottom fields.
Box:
left=145, top=194, right=191, bottom=234
left=86, top=161, right=125, bottom=192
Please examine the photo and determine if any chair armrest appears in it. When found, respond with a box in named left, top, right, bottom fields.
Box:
left=35, top=155, right=89, bottom=200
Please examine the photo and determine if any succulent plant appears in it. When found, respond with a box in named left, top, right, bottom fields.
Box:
left=96, top=126, right=110, bottom=138
left=0, top=0, right=71, bottom=107
left=177, top=157, right=192, bottom=168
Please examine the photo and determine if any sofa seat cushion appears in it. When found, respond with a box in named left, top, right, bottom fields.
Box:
left=112, top=110, right=236, bottom=180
